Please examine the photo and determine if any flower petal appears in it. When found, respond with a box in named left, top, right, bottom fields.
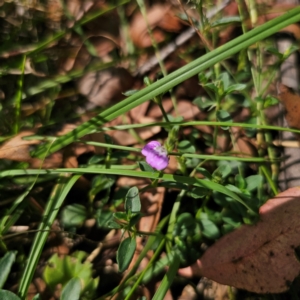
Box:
left=141, top=141, right=169, bottom=170
left=147, top=153, right=168, bottom=170
left=141, top=141, right=161, bottom=156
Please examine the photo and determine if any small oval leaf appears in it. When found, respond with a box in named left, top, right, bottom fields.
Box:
left=117, top=237, right=136, bottom=272
left=61, top=277, right=81, bottom=300
left=125, top=187, right=141, bottom=213
left=0, top=290, right=22, bottom=300
left=216, top=110, right=232, bottom=129
left=0, top=252, right=17, bottom=289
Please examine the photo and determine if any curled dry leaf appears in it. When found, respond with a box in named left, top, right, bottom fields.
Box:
left=179, top=187, right=300, bottom=293
left=277, top=83, right=300, bottom=130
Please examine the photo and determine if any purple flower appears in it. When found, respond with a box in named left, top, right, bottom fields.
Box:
left=141, top=141, right=169, bottom=171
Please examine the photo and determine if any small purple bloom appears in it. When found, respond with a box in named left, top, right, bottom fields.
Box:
left=141, top=141, right=169, bottom=171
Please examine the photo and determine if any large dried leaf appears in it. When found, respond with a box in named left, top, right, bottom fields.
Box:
left=180, top=187, right=300, bottom=293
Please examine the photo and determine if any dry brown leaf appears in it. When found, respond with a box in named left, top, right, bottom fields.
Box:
left=72, top=36, right=119, bottom=71
left=179, top=187, right=300, bottom=293
left=77, top=67, right=134, bottom=107
left=173, top=100, right=200, bottom=120
left=147, top=98, right=174, bottom=119
left=0, top=130, right=40, bottom=162
left=231, top=127, right=258, bottom=158
left=175, top=76, right=204, bottom=99
left=130, top=4, right=182, bottom=48
left=66, top=0, right=94, bottom=23
left=277, top=83, right=300, bottom=130
left=129, top=101, right=150, bottom=122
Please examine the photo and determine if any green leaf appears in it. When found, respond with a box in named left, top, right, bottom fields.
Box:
left=89, top=175, right=115, bottom=197
left=32, top=294, right=41, bottom=300
left=128, top=213, right=142, bottom=228
left=125, top=187, right=141, bottom=213
left=123, top=89, right=139, bottom=96
left=61, top=204, right=87, bottom=228
left=0, top=252, right=16, bottom=289
left=265, top=46, right=283, bottom=58
left=88, top=155, right=105, bottom=164
left=225, top=83, right=247, bottom=94
left=193, top=97, right=216, bottom=110
left=246, top=175, right=263, bottom=192
left=213, top=164, right=231, bottom=180
left=235, top=174, right=246, bottom=190
left=196, top=167, right=212, bottom=179
left=107, top=220, right=122, bottom=229
left=264, top=95, right=279, bottom=108
left=198, top=71, right=213, bottom=84
left=282, top=44, right=299, bottom=59
left=203, top=82, right=219, bottom=94
left=210, top=16, right=241, bottom=27
left=0, top=290, right=21, bottom=300
left=96, top=210, right=114, bottom=227
left=61, top=278, right=81, bottom=300
left=200, top=219, right=220, bottom=239
left=189, top=187, right=209, bottom=199
left=117, top=237, right=136, bottom=272
left=113, top=212, right=128, bottom=221
left=139, top=161, right=154, bottom=172
left=222, top=224, right=236, bottom=234
left=177, top=140, right=196, bottom=154
left=218, top=72, right=230, bottom=90
left=222, top=211, right=241, bottom=228
left=216, top=110, right=232, bottom=129
left=43, top=251, right=99, bottom=297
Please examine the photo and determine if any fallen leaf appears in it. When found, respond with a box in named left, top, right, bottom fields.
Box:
left=130, top=4, right=182, bottom=48
left=174, top=100, right=201, bottom=120
left=0, top=130, right=40, bottom=162
left=77, top=67, right=134, bottom=107
left=277, top=83, right=300, bottom=130
left=147, top=98, right=174, bottom=119
left=179, top=187, right=300, bottom=293
left=231, top=127, right=258, bottom=158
